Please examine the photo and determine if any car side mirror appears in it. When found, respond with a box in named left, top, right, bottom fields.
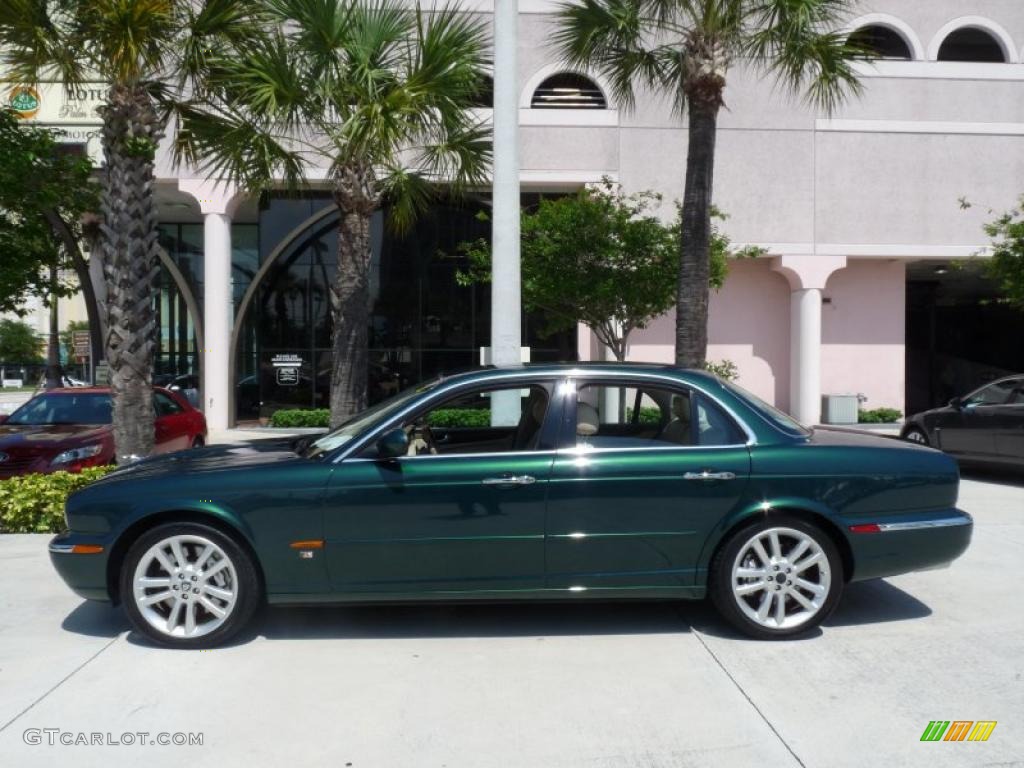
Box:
left=948, top=397, right=962, bottom=409
left=376, top=427, right=409, bottom=459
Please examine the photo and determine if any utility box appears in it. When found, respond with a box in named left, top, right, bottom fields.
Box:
left=821, top=394, right=859, bottom=425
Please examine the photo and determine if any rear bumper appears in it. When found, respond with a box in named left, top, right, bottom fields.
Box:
left=49, top=531, right=113, bottom=602
left=846, top=509, right=973, bottom=582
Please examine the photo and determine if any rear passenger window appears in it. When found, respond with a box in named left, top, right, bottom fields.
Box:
left=572, top=384, right=744, bottom=449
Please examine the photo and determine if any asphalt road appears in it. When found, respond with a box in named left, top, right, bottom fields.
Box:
left=0, top=470, right=1021, bottom=768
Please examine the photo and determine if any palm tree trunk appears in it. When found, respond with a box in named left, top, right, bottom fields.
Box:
left=675, top=102, right=719, bottom=369
left=98, top=84, right=161, bottom=461
left=44, top=262, right=63, bottom=389
left=329, top=163, right=380, bottom=428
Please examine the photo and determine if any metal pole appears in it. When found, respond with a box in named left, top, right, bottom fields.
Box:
left=490, top=0, right=522, bottom=424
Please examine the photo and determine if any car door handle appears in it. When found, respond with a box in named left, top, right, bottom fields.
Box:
left=482, top=475, right=537, bottom=487
left=683, top=470, right=736, bottom=481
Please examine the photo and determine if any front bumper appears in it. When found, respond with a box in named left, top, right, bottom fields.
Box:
left=846, top=509, right=973, bottom=582
left=49, top=531, right=114, bottom=602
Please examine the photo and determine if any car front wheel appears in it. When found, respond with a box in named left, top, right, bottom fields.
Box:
left=710, top=516, right=842, bottom=639
left=903, top=427, right=929, bottom=445
left=120, top=522, right=261, bottom=648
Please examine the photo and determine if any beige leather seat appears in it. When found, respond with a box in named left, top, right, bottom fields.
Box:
left=576, top=402, right=600, bottom=438
left=661, top=394, right=691, bottom=445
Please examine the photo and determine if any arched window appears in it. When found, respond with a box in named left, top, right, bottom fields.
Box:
left=471, top=74, right=493, bottom=108
left=849, top=25, right=912, bottom=60
left=530, top=73, right=606, bottom=109
left=937, top=27, right=1007, bottom=62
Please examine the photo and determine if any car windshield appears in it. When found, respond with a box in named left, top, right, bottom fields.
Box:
left=6, top=393, right=112, bottom=425
left=719, top=379, right=810, bottom=437
left=302, top=379, right=441, bottom=459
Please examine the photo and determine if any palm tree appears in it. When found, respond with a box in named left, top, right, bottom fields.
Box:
left=553, top=0, right=863, bottom=368
left=175, top=0, right=491, bottom=427
left=0, top=0, right=262, bottom=460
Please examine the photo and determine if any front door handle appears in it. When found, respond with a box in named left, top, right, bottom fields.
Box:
left=683, top=470, right=736, bottom=481
left=482, top=475, right=537, bottom=487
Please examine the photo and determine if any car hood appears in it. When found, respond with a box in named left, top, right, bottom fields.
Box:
left=99, top=437, right=310, bottom=482
left=0, top=423, right=110, bottom=452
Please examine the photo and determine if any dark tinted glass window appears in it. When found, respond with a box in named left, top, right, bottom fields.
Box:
left=7, top=393, right=112, bottom=425
left=153, top=392, right=183, bottom=416
left=965, top=379, right=1015, bottom=406
left=849, top=25, right=912, bottom=60
left=937, top=28, right=1006, bottom=62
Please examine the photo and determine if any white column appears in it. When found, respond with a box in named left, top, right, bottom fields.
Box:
left=790, top=288, right=823, bottom=425
left=203, top=212, right=233, bottom=431
left=489, top=0, right=522, bottom=425
left=179, top=179, right=242, bottom=431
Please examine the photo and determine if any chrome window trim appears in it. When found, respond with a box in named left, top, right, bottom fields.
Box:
left=331, top=368, right=758, bottom=463
left=555, top=443, right=750, bottom=455
left=342, top=449, right=559, bottom=463
left=876, top=516, right=972, bottom=532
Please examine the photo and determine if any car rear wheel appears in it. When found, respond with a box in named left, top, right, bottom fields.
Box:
left=710, top=516, right=842, bottom=639
left=120, top=522, right=261, bottom=648
left=903, top=427, right=928, bottom=445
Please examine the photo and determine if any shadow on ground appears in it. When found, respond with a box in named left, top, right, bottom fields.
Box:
left=63, top=578, right=930, bottom=649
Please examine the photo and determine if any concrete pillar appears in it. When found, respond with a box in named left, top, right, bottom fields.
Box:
left=771, top=254, right=847, bottom=426
left=790, top=288, right=823, bottom=425
left=489, top=0, right=522, bottom=425
left=178, top=180, right=243, bottom=432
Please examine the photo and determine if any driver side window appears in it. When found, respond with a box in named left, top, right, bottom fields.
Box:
left=382, top=384, right=552, bottom=457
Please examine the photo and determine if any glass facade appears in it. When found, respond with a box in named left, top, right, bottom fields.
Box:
left=235, top=194, right=577, bottom=421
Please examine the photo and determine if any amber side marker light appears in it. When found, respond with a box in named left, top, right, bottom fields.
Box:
left=289, top=540, right=324, bottom=549
left=849, top=524, right=881, bottom=534
left=72, top=544, right=105, bottom=554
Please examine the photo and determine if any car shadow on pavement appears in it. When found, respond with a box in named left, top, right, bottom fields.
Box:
left=682, top=579, right=932, bottom=642
left=62, top=581, right=931, bottom=648
left=61, top=600, right=129, bottom=638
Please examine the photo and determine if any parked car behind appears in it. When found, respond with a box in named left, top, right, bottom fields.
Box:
left=901, top=374, right=1024, bottom=469
left=0, top=387, right=207, bottom=478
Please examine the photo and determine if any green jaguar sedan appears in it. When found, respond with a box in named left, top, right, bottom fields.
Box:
left=49, top=364, right=972, bottom=647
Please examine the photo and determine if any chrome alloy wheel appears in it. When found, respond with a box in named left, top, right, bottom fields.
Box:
left=730, top=526, right=832, bottom=631
left=132, top=534, right=238, bottom=639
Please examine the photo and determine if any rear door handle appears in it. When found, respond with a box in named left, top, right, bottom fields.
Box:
left=684, top=470, right=736, bottom=481
left=482, top=475, right=537, bottom=487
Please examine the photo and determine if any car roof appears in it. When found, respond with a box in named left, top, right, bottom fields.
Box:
left=434, top=362, right=720, bottom=386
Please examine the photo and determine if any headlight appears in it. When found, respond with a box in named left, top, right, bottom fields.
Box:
left=51, top=444, right=103, bottom=466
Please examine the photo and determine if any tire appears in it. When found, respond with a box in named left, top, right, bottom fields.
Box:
left=120, top=522, right=261, bottom=649
left=903, top=427, right=929, bottom=446
left=710, top=515, right=843, bottom=640
left=191, top=435, right=205, bottom=448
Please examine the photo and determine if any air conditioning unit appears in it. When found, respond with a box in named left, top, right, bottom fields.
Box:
left=821, top=394, right=859, bottom=425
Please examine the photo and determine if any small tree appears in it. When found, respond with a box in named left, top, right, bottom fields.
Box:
left=457, top=182, right=748, bottom=361
left=983, top=198, right=1024, bottom=309
left=0, top=109, right=95, bottom=316
left=0, top=319, right=43, bottom=363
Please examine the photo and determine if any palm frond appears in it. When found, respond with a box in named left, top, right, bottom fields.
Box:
left=0, top=0, right=83, bottom=84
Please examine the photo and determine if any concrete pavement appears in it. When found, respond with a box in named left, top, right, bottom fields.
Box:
left=0, top=470, right=1021, bottom=767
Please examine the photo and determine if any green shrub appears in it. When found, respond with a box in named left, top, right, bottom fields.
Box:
left=269, top=408, right=330, bottom=428
left=427, top=408, right=491, bottom=428
left=858, top=407, right=902, bottom=424
left=626, top=406, right=663, bottom=425
left=704, top=359, right=739, bottom=381
left=0, top=466, right=114, bottom=533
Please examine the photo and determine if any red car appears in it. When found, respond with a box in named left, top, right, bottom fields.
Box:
left=0, top=387, right=207, bottom=478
